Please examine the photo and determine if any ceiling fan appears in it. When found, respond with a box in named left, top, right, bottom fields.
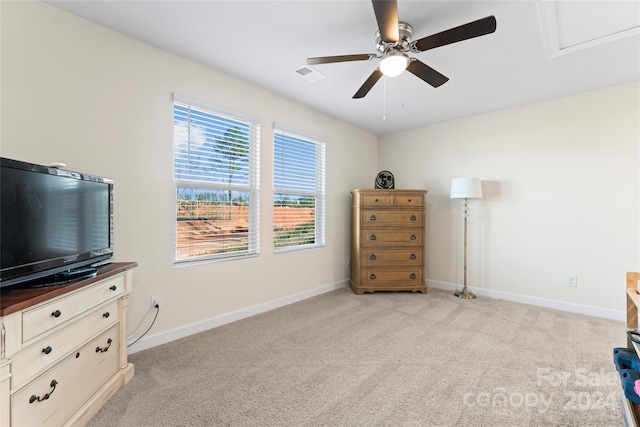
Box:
left=306, top=0, right=497, bottom=99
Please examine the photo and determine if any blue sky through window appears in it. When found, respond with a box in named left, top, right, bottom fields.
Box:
left=174, top=104, right=251, bottom=186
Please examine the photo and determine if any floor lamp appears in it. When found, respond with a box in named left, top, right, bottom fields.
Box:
left=450, top=177, right=483, bottom=299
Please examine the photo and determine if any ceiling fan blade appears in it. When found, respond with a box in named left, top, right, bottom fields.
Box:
left=372, top=0, right=399, bottom=43
left=411, top=16, right=497, bottom=52
left=353, top=69, right=383, bottom=99
left=406, top=59, right=449, bottom=88
left=307, top=54, right=376, bottom=65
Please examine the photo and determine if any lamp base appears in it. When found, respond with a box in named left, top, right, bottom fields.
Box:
left=454, top=288, right=477, bottom=299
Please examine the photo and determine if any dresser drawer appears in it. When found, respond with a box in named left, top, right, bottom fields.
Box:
left=361, top=229, right=423, bottom=246
left=361, top=210, right=424, bottom=226
left=361, top=268, right=423, bottom=285
left=361, top=248, right=423, bottom=266
left=361, top=195, right=392, bottom=206
left=22, top=275, right=125, bottom=342
left=11, top=325, right=119, bottom=426
left=395, top=195, right=424, bottom=207
left=11, top=300, right=119, bottom=391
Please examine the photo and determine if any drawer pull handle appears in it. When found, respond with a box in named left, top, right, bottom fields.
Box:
left=410, top=234, right=417, bottom=240
left=369, top=254, right=376, bottom=260
left=370, top=234, right=376, bottom=241
left=96, top=338, right=113, bottom=353
left=410, top=273, right=416, bottom=280
left=410, top=215, right=417, bottom=221
left=110, top=285, right=117, bottom=291
left=369, top=215, right=376, bottom=221
left=29, top=379, right=58, bottom=404
left=375, top=199, right=379, bottom=202
left=410, top=254, right=416, bottom=260
left=369, top=274, right=376, bottom=280
left=408, top=199, right=412, bottom=202
left=103, top=312, right=110, bottom=318
left=42, top=346, right=53, bottom=355
left=51, top=310, right=62, bottom=318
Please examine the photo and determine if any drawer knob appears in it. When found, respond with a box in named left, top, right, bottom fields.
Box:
left=369, top=254, right=376, bottom=260
left=410, top=273, right=416, bottom=280
left=103, top=312, right=110, bottom=318
left=375, top=198, right=379, bottom=202
left=42, top=346, right=53, bottom=355
left=410, top=234, right=417, bottom=240
left=370, top=234, right=376, bottom=241
left=369, top=274, right=376, bottom=280
left=369, top=215, right=376, bottom=221
left=29, top=379, right=58, bottom=404
left=96, top=338, right=113, bottom=353
left=51, top=310, right=62, bottom=318
left=410, top=215, right=417, bottom=221
left=410, top=254, right=416, bottom=260
left=110, top=285, right=117, bottom=291
left=408, top=199, right=412, bottom=202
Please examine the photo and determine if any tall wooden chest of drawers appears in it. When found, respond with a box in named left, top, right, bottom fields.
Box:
left=350, top=189, right=427, bottom=294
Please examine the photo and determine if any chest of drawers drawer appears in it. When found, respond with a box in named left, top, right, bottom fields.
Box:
left=361, top=210, right=424, bottom=226
left=22, top=275, right=124, bottom=342
left=361, top=195, right=393, bottom=206
left=361, top=228, right=423, bottom=247
left=361, top=268, right=423, bottom=286
left=361, top=248, right=423, bottom=266
left=11, top=325, right=119, bottom=427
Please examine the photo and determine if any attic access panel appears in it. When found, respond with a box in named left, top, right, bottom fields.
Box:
left=539, top=1, right=640, bottom=58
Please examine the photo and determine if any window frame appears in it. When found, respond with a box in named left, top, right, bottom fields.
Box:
left=272, top=126, right=326, bottom=253
left=173, top=94, right=260, bottom=266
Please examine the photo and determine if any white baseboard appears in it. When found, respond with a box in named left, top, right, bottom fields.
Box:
left=129, top=278, right=624, bottom=354
left=128, top=280, right=348, bottom=354
left=428, top=279, right=625, bottom=322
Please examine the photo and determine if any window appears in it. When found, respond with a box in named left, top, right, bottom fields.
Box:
left=173, top=95, right=260, bottom=265
left=273, top=127, right=325, bottom=251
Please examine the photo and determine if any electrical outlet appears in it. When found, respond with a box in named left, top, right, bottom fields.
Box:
left=566, top=276, right=577, bottom=287
left=151, top=294, right=163, bottom=309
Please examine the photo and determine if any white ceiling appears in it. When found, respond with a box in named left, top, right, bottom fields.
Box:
left=45, top=1, right=640, bottom=135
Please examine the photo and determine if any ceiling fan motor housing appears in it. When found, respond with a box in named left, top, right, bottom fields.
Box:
left=375, top=21, right=414, bottom=54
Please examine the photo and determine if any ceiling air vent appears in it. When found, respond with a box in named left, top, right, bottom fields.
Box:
left=293, top=65, right=325, bottom=82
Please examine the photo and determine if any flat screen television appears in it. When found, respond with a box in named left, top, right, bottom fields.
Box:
left=1, top=157, right=113, bottom=289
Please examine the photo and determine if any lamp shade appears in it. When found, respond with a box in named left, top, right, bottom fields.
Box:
left=450, top=177, right=483, bottom=199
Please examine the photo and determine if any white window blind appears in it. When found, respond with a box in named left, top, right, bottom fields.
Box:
left=173, top=97, right=260, bottom=265
left=273, top=127, right=325, bottom=251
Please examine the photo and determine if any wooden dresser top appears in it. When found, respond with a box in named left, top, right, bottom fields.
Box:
left=0, top=262, right=138, bottom=316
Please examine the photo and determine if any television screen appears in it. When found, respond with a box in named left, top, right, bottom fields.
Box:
left=0, top=157, right=113, bottom=288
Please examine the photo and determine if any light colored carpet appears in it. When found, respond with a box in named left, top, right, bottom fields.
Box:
left=89, top=287, right=626, bottom=426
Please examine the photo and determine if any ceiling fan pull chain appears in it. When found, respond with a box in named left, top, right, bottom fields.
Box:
left=400, top=73, right=404, bottom=108
left=383, top=76, right=387, bottom=121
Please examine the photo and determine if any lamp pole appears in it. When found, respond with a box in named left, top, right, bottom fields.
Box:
left=455, top=197, right=476, bottom=299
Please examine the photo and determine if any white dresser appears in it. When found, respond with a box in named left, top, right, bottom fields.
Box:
left=0, top=262, right=137, bottom=426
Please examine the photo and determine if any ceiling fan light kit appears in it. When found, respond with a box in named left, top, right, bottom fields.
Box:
left=379, top=49, right=409, bottom=77
left=306, top=0, right=497, bottom=99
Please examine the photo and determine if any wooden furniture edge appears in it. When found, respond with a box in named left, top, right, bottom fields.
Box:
left=626, top=272, right=640, bottom=426
left=0, top=262, right=138, bottom=316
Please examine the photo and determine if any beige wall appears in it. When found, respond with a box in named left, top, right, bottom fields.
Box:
left=379, top=81, right=640, bottom=314
left=1, top=1, right=377, bottom=344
